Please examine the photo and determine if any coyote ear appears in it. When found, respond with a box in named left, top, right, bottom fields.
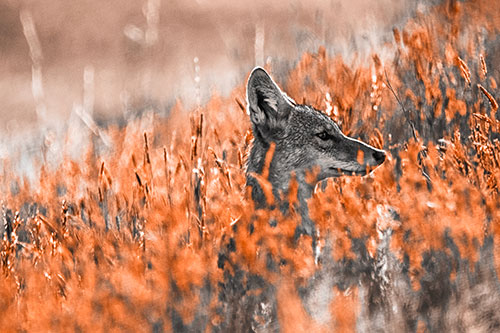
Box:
left=246, top=67, right=294, bottom=135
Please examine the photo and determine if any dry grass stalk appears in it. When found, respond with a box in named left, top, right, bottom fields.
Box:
left=457, top=56, right=472, bottom=85
left=480, top=54, right=487, bottom=76
left=478, top=84, right=498, bottom=112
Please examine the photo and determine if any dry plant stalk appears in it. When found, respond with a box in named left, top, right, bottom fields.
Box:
left=478, top=84, right=498, bottom=112
left=480, top=54, right=487, bottom=77
left=457, top=56, right=471, bottom=85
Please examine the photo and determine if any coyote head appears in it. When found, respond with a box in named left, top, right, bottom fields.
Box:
left=246, top=67, right=386, bottom=195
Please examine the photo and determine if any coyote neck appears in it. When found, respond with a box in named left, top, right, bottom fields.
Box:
left=246, top=140, right=316, bottom=235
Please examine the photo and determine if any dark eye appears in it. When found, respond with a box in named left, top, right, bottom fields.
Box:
left=316, top=131, right=330, bottom=141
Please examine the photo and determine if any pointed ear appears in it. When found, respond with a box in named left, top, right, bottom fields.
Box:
left=246, top=67, right=294, bottom=137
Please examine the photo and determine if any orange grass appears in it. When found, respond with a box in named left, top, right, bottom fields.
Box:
left=1, top=0, right=500, bottom=330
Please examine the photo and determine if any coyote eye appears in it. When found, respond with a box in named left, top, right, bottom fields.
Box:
left=316, top=131, right=330, bottom=141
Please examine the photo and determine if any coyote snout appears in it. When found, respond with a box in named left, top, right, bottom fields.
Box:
left=310, top=129, right=386, bottom=179
left=245, top=67, right=386, bottom=210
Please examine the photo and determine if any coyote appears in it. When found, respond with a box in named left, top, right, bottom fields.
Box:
left=246, top=67, right=386, bottom=236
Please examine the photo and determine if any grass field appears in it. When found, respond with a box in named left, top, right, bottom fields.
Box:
left=1, top=0, right=500, bottom=331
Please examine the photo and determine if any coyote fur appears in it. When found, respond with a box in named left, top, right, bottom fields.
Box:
left=245, top=67, right=386, bottom=237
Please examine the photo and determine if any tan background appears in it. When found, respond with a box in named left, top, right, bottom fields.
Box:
left=0, top=0, right=424, bottom=133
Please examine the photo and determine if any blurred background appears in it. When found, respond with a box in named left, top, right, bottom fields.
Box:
left=1, top=0, right=435, bottom=129
left=0, top=0, right=438, bottom=179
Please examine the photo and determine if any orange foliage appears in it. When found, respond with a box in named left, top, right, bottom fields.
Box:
left=0, top=0, right=499, bottom=330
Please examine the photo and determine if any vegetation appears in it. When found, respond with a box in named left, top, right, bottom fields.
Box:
left=1, top=0, right=499, bottom=331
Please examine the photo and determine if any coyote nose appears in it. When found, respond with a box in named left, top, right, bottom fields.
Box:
left=373, top=150, right=386, bottom=164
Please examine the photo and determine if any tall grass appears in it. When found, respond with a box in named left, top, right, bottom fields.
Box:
left=1, top=0, right=499, bottom=331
